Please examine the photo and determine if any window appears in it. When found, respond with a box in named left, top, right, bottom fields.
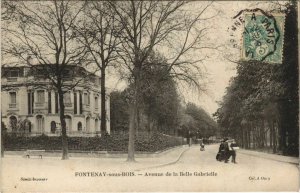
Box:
left=50, top=121, right=56, bottom=133
left=25, top=120, right=31, bottom=133
left=86, top=117, right=90, bottom=131
left=64, top=92, right=71, bottom=104
left=95, top=97, right=98, bottom=110
left=28, top=91, right=34, bottom=114
left=62, top=69, right=71, bottom=78
left=9, top=116, right=17, bottom=132
left=37, top=90, right=45, bottom=103
left=28, top=92, right=31, bottom=114
left=74, top=92, right=77, bottom=114
left=9, top=70, right=19, bottom=77
left=55, top=92, right=59, bottom=113
left=84, top=93, right=90, bottom=105
left=10, top=92, right=16, bottom=104
left=65, top=115, right=72, bottom=131
left=77, top=122, right=82, bottom=131
left=48, top=92, right=52, bottom=113
left=95, top=119, right=99, bottom=131
left=79, top=93, right=83, bottom=114
left=32, top=92, right=34, bottom=113
left=36, top=115, right=44, bottom=133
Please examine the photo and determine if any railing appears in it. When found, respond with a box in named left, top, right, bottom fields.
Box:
left=35, top=102, right=45, bottom=107
left=5, top=131, right=101, bottom=137
left=67, top=132, right=100, bottom=137
left=7, top=77, right=18, bottom=82
left=9, top=103, right=17, bottom=108
left=83, top=104, right=90, bottom=111
left=64, top=103, right=73, bottom=107
left=6, top=131, right=43, bottom=137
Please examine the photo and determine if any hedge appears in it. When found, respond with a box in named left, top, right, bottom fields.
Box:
left=3, top=132, right=185, bottom=152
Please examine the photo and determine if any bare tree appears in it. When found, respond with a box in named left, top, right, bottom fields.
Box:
left=2, top=1, right=89, bottom=160
left=74, top=2, right=121, bottom=136
left=1, top=1, right=16, bottom=21
left=109, top=1, right=215, bottom=161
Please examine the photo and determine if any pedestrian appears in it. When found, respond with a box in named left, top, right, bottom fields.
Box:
left=187, top=131, right=191, bottom=147
left=223, top=138, right=230, bottom=163
left=229, top=139, right=239, bottom=163
left=200, top=140, right=205, bottom=151
left=216, top=139, right=224, bottom=161
left=216, top=138, right=228, bottom=162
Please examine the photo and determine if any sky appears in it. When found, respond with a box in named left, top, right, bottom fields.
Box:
left=106, top=1, right=279, bottom=116
left=2, top=1, right=286, bottom=116
left=190, top=1, right=287, bottom=116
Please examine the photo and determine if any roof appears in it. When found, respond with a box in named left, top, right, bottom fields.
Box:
left=1, top=64, right=100, bottom=78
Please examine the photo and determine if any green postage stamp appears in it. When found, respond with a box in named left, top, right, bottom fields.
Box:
left=242, top=12, right=285, bottom=63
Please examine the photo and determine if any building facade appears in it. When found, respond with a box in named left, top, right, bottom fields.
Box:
left=1, top=66, right=110, bottom=137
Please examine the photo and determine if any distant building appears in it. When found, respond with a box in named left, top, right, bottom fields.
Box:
left=1, top=65, right=110, bottom=137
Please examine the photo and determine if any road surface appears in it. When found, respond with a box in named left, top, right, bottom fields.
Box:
left=1, top=144, right=299, bottom=192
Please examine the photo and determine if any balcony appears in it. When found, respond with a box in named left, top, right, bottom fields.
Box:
left=83, top=104, right=90, bottom=112
left=9, top=103, right=17, bottom=108
left=7, top=77, right=18, bottom=82
left=35, top=102, right=44, bottom=107
left=8, top=103, right=19, bottom=113
left=64, top=103, right=73, bottom=108
left=34, top=102, right=46, bottom=110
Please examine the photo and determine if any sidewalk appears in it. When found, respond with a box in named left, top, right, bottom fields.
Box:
left=2, top=145, right=190, bottom=171
left=238, top=148, right=299, bottom=165
left=4, top=145, right=189, bottom=158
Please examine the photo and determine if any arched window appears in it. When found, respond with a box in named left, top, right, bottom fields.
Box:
left=94, top=96, right=98, bottom=110
left=65, top=115, right=72, bottom=131
left=36, top=115, right=44, bottom=133
left=1, top=122, right=7, bottom=132
left=77, top=122, right=82, bottom=131
left=86, top=117, right=90, bottom=132
left=9, top=116, right=17, bottom=132
left=51, top=121, right=56, bottom=133
left=24, top=120, right=31, bottom=133
left=95, top=119, right=99, bottom=132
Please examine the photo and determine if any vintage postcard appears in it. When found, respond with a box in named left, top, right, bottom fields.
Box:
left=1, top=1, right=299, bottom=192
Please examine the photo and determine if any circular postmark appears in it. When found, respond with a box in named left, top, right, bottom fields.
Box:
left=228, top=8, right=285, bottom=63
left=243, top=11, right=280, bottom=61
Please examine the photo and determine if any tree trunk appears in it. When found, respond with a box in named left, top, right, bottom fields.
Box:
left=240, top=127, right=243, bottom=148
left=247, top=128, right=250, bottom=149
left=147, top=116, right=151, bottom=133
left=271, top=121, right=277, bottom=153
left=275, top=122, right=279, bottom=153
left=147, top=115, right=155, bottom=135
left=269, top=121, right=273, bottom=150
left=1, top=129, right=4, bottom=158
left=261, top=120, right=265, bottom=148
left=127, top=76, right=139, bottom=162
left=245, top=128, right=248, bottom=149
left=136, top=108, right=140, bottom=135
left=278, top=117, right=286, bottom=153
left=244, top=128, right=246, bottom=148
left=247, top=125, right=250, bottom=149
left=58, top=90, right=69, bottom=160
left=127, top=104, right=137, bottom=162
left=252, top=124, right=256, bottom=149
left=254, top=126, right=257, bottom=149
left=101, top=68, right=107, bottom=136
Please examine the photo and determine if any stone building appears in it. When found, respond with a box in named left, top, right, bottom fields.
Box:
left=1, top=65, right=110, bottom=136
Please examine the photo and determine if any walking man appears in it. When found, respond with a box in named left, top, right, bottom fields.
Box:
left=229, top=139, right=238, bottom=163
